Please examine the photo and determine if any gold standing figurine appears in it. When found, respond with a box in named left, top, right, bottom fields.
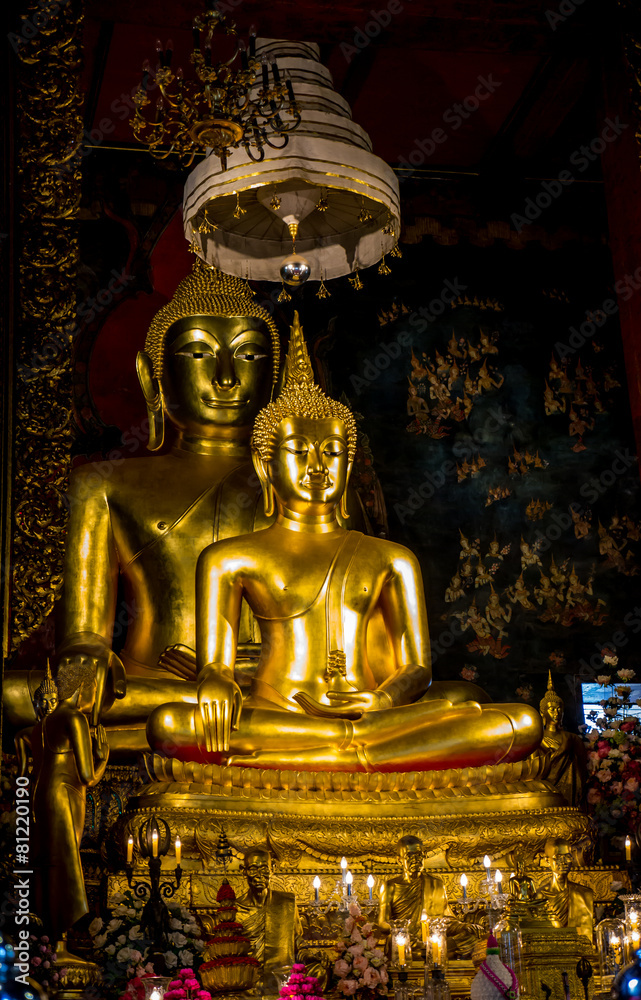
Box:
left=31, top=660, right=109, bottom=957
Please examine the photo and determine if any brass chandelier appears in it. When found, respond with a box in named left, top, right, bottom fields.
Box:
left=132, top=2, right=301, bottom=169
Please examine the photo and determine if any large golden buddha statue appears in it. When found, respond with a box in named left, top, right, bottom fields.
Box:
left=147, top=315, right=542, bottom=770
left=4, top=261, right=281, bottom=754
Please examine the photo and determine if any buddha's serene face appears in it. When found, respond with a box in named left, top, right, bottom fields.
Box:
left=244, top=852, right=271, bottom=894
left=400, top=842, right=424, bottom=879
left=269, top=416, right=349, bottom=515
left=547, top=702, right=563, bottom=728
left=35, top=690, right=58, bottom=718
left=162, top=315, right=272, bottom=435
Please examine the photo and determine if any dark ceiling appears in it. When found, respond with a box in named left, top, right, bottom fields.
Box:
left=80, top=0, right=611, bottom=178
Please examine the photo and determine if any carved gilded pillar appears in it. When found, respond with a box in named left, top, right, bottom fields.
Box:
left=9, top=0, right=84, bottom=652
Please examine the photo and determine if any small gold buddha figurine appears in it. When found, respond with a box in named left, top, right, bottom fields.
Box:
left=31, top=659, right=109, bottom=957
left=147, top=314, right=542, bottom=771
left=15, top=660, right=59, bottom=778
left=535, top=672, right=587, bottom=806
left=537, top=838, right=594, bottom=942
left=234, top=847, right=300, bottom=991
left=507, top=857, right=536, bottom=903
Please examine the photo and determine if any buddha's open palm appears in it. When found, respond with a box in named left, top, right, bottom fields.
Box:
left=197, top=671, right=242, bottom=753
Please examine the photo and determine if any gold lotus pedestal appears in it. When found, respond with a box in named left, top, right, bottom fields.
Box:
left=120, top=755, right=591, bottom=869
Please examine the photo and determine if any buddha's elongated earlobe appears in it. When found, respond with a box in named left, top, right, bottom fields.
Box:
left=252, top=450, right=275, bottom=517
left=136, top=351, right=165, bottom=451
left=339, top=462, right=353, bottom=520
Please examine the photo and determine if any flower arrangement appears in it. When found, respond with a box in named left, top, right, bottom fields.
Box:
left=118, top=973, right=158, bottom=1000
left=28, top=933, right=66, bottom=993
left=279, top=963, right=323, bottom=1000
left=88, top=889, right=205, bottom=999
left=582, top=651, right=641, bottom=838
left=165, top=966, right=213, bottom=1000
left=332, top=901, right=388, bottom=998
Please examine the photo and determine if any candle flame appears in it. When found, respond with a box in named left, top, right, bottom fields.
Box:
left=346, top=870, right=353, bottom=884
left=367, top=874, right=375, bottom=888
left=313, top=876, right=321, bottom=889
left=460, top=873, right=468, bottom=886
left=341, top=856, right=348, bottom=869
left=483, top=855, right=491, bottom=868
left=495, top=869, right=503, bottom=884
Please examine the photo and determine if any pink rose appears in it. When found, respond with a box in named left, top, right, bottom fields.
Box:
left=366, top=935, right=377, bottom=949
left=353, top=955, right=368, bottom=972
left=587, top=788, right=602, bottom=804
left=350, top=929, right=363, bottom=944
left=31, top=958, right=41, bottom=968
left=185, top=981, right=199, bottom=991
left=348, top=904, right=361, bottom=917
left=348, top=944, right=365, bottom=957
left=334, top=960, right=350, bottom=978
left=363, top=968, right=381, bottom=988
left=626, top=778, right=640, bottom=792
left=345, top=917, right=355, bottom=934
left=612, top=781, right=623, bottom=794
left=588, top=751, right=599, bottom=764
left=380, top=968, right=389, bottom=985
left=338, top=980, right=358, bottom=995
left=361, top=923, right=373, bottom=936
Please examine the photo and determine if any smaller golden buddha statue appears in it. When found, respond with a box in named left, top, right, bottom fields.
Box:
left=147, top=314, right=542, bottom=770
left=507, top=858, right=536, bottom=903
left=15, top=660, right=58, bottom=778
left=536, top=672, right=587, bottom=806
left=234, top=847, right=300, bottom=991
left=31, top=659, right=109, bottom=958
left=537, top=839, right=594, bottom=942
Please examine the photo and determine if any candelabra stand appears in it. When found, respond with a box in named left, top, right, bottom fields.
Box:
left=125, top=815, right=183, bottom=967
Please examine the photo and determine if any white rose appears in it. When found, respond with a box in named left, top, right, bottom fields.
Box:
left=129, top=925, right=142, bottom=941
left=164, top=952, right=178, bottom=968
left=134, top=900, right=144, bottom=910
left=88, top=917, right=104, bottom=936
left=193, top=940, right=205, bottom=952
left=114, top=905, right=130, bottom=917
left=105, top=945, right=116, bottom=956
left=179, top=950, right=194, bottom=966
left=117, top=935, right=127, bottom=946
left=169, top=932, right=188, bottom=948
left=107, top=919, right=123, bottom=934
left=112, top=893, right=124, bottom=904
left=116, top=947, right=132, bottom=964
left=169, top=918, right=182, bottom=931
left=94, top=933, right=108, bottom=949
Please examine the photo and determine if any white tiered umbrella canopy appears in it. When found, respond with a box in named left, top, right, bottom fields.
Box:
left=182, top=39, right=401, bottom=283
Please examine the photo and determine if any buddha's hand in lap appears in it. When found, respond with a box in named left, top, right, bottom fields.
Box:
left=197, top=669, right=243, bottom=753
left=157, top=644, right=198, bottom=680
left=294, top=689, right=394, bottom=719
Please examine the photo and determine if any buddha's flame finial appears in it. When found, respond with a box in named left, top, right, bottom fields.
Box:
left=547, top=669, right=555, bottom=692
left=282, top=311, right=315, bottom=391
left=39, top=658, right=57, bottom=695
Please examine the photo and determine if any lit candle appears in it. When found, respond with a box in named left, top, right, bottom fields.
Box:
left=126, top=836, right=133, bottom=864
left=460, top=872, right=468, bottom=902
left=632, top=910, right=639, bottom=927
left=341, top=856, right=348, bottom=884
left=152, top=828, right=158, bottom=857
left=626, top=836, right=632, bottom=862
left=175, top=836, right=181, bottom=865
left=421, top=910, right=428, bottom=944
left=483, top=854, right=491, bottom=894
left=495, top=869, right=502, bottom=887
left=346, top=871, right=353, bottom=897
left=313, top=875, right=321, bottom=904
left=150, top=990, right=161, bottom=1000
left=395, top=933, right=406, bottom=966
left=632, top=930, right=640, bottom=948
left=367, top=874, right=374, bottom=902
left=431, top=933, right=440, bottom=967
